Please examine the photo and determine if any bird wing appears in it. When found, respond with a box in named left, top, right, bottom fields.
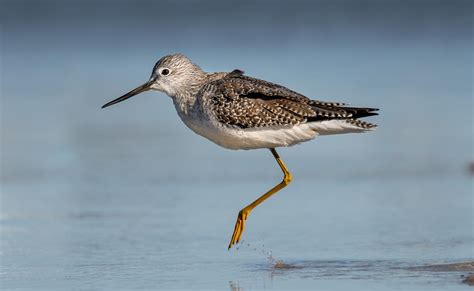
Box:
left=200, top=70, right=378, bottom=129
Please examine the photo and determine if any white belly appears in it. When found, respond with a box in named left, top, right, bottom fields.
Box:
left=180, top=114, right=370, bottom=150
left=187, top=121, right=317, bottom=150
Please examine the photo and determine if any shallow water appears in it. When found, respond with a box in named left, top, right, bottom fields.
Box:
left=1, top=142, right=473, bottom=290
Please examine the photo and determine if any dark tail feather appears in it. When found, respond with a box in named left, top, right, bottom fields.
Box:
left=340, top=106, right=379, bottom=119
left=306, top=104, right=379, bottom=122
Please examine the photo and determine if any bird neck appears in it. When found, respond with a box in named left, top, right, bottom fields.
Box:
left=170, top=71, right=217, bottom=115
left=172, top=91, right=197, bottom=115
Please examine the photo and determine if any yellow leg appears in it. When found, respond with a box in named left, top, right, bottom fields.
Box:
left=228, top=148, right=292, bottom=250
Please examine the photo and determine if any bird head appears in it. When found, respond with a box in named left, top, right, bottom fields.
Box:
left=102, top=53, right=206, bottom=109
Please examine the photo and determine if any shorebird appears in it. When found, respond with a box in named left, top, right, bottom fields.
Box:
left=102, top=53, right=379, bottom=250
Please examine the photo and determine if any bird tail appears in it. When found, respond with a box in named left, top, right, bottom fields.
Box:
left=306, top=104, right=379, bottom=134
left=339, top=106, right=379, bottom=119
left=307, top=103, right=379, bottom=122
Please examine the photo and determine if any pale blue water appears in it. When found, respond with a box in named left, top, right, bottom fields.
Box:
left=1, top=1, right=473, bottom=290
left=1, top=128, right=473, bottom=290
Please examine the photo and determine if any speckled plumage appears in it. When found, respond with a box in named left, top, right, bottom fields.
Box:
left=200, top=69, right=378, bottom=129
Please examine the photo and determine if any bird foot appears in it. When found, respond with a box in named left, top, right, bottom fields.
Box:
left=228, top=209, right=248, bottom=250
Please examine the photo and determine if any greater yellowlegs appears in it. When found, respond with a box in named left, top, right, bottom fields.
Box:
left=102, top=53, right=379, bottom=250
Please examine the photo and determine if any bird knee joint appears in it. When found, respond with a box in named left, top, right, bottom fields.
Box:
left=283, top=172, right=292, bottom=185
left=238, top=209, right=249, bottom=220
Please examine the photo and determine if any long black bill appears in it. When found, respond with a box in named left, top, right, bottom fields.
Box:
left=101, top=81, right=152, bottom=109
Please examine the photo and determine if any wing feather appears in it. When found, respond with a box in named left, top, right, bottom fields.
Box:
left=201, top=72, right=378, bottom=129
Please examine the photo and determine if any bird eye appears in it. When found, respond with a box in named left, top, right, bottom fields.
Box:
left=160, top=68, right=170, bottom=76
